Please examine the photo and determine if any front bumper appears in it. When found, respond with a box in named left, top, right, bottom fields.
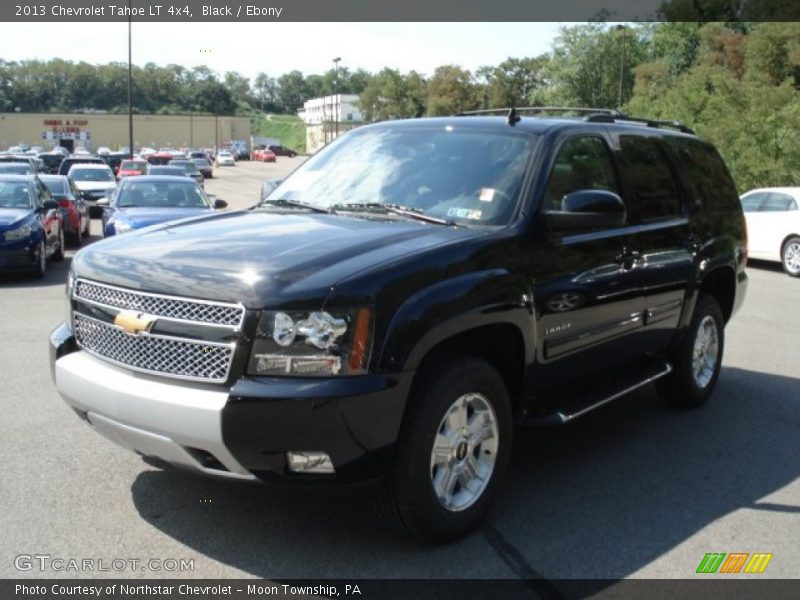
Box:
left=50, top=323, right=410, bottom=484
left=0, top=243, right=38, bottom=271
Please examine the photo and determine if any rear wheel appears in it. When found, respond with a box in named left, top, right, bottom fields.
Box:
left=374, top=356, right=512, bottom=542
left=53, top=227, right=65, bottom=261
left=71, top=223, right=83, bottom=247
left=657, top=294, right=724, bottom=408
left=781, top=236, right=800, bottom=277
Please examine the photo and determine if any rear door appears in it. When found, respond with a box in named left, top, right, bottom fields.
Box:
left=612, top=132, right=694, bottom=354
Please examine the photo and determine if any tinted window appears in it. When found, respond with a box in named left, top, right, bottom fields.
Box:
left=70, top=168, right=114, bottom=182
left=741, top=193, right=766, bottom=212
left=41, top=178, right=68, bottom=195
left=117, top=181, right=207, bottom=208
left=0, top=182, right=33, bottom=208
left=762, top=192, right=798, bottom=212
left=619, top=136, right=680, bottom=222
left=664, top=137, right=739, bottom=213
left=542, top=136, right=618, bottom=212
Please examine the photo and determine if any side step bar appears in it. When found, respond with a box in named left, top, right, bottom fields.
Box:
left=522, top=361, right=673, bottom=426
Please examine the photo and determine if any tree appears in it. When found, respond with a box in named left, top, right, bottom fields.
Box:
left=358, top=68, right=426, bottom=122
left=481, top=56, right=547, bottom=108
left=425, top=65, right=477, bottom=116
left=276, top=70, right=307, bottom=114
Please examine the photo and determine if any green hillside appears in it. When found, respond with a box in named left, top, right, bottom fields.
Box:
left=252, top=113, right=306, bottom=153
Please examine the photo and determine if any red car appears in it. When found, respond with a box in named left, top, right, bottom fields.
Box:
left=39, top=175, right=90, bottom=246
left=117, top=159, right=148, bottom=178
left=252, top=148, right=276, bottom=163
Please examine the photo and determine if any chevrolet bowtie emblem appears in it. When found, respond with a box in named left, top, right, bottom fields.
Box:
left=113, top=310, right=157, bottom=335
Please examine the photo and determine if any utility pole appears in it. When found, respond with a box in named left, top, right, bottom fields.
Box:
left=333, top=57, right=341, bottom=138
left=616, top=25, right=627, bottom=109
left=127, top=0, right=134, bottom=157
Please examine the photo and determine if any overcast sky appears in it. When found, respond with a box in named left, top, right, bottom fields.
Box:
left=1, top=22, right=566, bottom=80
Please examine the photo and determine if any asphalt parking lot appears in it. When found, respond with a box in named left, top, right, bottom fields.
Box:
left=1, top=160, right=798, bottom=587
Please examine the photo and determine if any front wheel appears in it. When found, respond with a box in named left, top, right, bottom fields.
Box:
left=781, top=236, right=800, bottom=277
left=374, top=356, right=512, bottom=542
left=32, top=240, right=47, bottom=279
left=657, top=293, right=724, bottom=408
left=53, top=227, right=65, bottom=262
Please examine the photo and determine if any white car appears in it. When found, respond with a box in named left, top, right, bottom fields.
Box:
left=217, top=151, right=235, bottom=166
left=740, top=187, right=800, bottom=277
left=68, top=163, right=117, bottom=216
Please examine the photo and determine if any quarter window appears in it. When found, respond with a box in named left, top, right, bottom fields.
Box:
left=543, top=136, right=619, bottom=212
left=619, top=135, right=680, bottom=222
left=762, top=192, right=798, bottom=212
left=741, top=192, right=766, bottom=212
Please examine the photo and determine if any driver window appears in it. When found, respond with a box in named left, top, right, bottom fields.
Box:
left=543, top=136, right=619, bottom=211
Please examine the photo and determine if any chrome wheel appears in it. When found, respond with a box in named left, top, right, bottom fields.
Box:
left=692, top=315, right=719, bottom=389
left=783, top=240, right=800, bottom=275
left=430, top=392, right=499, bottom=512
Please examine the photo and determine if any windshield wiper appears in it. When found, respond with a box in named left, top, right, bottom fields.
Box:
left=256, top=198, right=331, bottom=214
left=331, top=202, right=455, bottom=226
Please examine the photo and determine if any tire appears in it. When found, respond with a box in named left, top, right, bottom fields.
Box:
left=53, top=227, right=65, bottom=262
left=657, top=294, right=724, bottom=408
left=32, top=240, right=46, bottom=279
left=374, top=356, right=512, bottom=542
left=781, top=236, right=800, bottom=277
left=70, top=223, right=83, bottom=247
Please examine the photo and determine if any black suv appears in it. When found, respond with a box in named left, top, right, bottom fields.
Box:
left=50, top=109, right=747, bottom=542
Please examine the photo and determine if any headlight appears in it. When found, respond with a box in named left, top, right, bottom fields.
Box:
left=64, top=270, right=75, bottom=332
left=114, top=220, right=133, bottom=234
left=4, top=224, right=32, bottom=241
left=248, top=308, right=373, bottom=377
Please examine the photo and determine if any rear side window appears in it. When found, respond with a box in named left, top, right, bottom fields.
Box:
left=619, top=135, right=680, bottom=222
left=762, top=192, right=798, bottom=212
left=665, top=137, right=739, bottom=214
left=741, top=192, right=766, bottom=212
left=543, top=136, right=618, bottom=211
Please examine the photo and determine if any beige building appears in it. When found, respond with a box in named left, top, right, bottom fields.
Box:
left=0, top=112, right=251, bottom=152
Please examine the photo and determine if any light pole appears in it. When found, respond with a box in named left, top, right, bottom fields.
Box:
left=127, top=0, right=134, bottom=157
left=616, top=25, right=627, bottom=110
left=333, top=57, right=341, bottom=138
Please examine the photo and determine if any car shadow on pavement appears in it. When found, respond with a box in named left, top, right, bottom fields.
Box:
left=130, top=367, right=799, bottom=585
left=0, top=254, right=72, bottom=288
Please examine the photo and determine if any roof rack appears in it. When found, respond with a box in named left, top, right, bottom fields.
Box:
left=455, top=106, right=695, bottom=135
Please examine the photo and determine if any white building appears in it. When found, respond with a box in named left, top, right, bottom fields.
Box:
left=298, top=94, right=363, bottom=125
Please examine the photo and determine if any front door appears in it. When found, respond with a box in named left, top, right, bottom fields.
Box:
left=530, top=133, right=645, bottom=399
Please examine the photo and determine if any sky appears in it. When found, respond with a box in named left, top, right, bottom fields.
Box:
left=0, top=22, right=565, bottom=80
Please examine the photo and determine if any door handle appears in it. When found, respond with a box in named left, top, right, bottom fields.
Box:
left=615, top=248, right=641, bottom=269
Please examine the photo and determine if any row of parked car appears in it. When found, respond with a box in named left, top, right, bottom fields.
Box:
left=0, top=146, right=229, bottom=277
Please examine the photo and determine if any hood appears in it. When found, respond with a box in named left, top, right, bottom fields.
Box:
left=74, top=180, right=116, bottom=192
left=73, top=210, right=486, bottom=307
left=118, top=206, right=213, bottom=229
left=0, top=207, right=33, bottom=229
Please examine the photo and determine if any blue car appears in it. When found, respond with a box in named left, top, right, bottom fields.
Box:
left=0, top=175, right=65, bottom=278
left=99, top=176, right=227, bottom=237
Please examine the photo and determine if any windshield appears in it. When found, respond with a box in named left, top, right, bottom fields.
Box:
left=192, top=158, right=210, bottom=167
left=0, top=182, right=33, bottom=208
left=41, top=178, right=68, bottom=195
left=0, top=164, right=32, bottom=175
left=70, top=168, right=114, bottom=182
left=149, top=167, right=186, bottom=177
left=116, top=180, right=208, bottom=208
left=267, top=126, right=534, bottom=226
left=120, top=161, right=147, bottom=171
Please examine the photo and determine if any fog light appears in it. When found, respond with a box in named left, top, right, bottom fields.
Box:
left=286, top=451, right=335, bottom=474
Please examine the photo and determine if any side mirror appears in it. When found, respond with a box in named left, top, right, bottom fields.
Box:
left=213, top=199, right=228, bottom=209
left=260, top=179, right=283, bottom=200
left=96, top=198, right=110, bottom=206
left=42, top=199, right=60, bottom=211
left=545, top=190, right=626, bottom=231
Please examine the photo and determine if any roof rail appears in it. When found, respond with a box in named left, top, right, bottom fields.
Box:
left=454, top=106, right=696, bottom=135
left=456, top=106, right=624, bottom=118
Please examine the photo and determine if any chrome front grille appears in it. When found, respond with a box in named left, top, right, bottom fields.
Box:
left=74, top=313, right=234, bottom=383
left=75, top=279, right=244, bottom=327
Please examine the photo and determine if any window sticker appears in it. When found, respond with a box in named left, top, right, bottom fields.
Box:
left=447, top=207, right=483, bottom=220
left=479, top=188, right=495, bottom=202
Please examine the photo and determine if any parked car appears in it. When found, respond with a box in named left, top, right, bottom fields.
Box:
left=0, top=174, right=64, bottom=277
left=168, top=159, right=205, bottom=187
left=0, top=155, right=40, bottom=173
left=252, top=148, right=276, bottom=163
left=147, top=166, right=188, bottom=177
left=98, top=176, right=226, bottom=237
left=51, top=110, right=747, bottom=542
left=102, top=152, right=130, bottom=176
left=216, top=150, right=235, bottom=166
left=191, top=157, right=214, bottom=179
left=67, top=163, right=117, bottom=217
left=39, top=175, right=91, bottom=246
left=740, top=187, right=800, bottom=277
left=38, top=152, right=66, bottom=174
left=145, top=152, right=175, bottom=166
left=0, top=163, right=34, bottom=175
left=117, top=159, right=148, bottom=179
left=57, top=156, right=106, bottom=176
left=268, top=145, right=298, bottom=158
